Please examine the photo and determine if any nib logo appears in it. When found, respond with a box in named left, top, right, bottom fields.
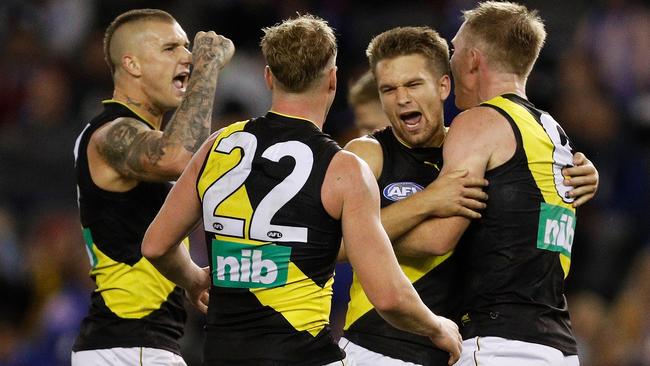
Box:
left=212, top=240, right=291, bottom=288
left=536, top=203, right=576, bottom=257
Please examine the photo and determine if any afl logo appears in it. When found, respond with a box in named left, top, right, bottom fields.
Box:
left=213, top=222, right=224, bottom=231
left=383, top=182, right=423, bottom=201
left=267, top=231, right=283, bottom=239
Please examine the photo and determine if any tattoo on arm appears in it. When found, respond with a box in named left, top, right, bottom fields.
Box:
left=194, top=37, right=217, bottom=64
left=100, top=118, right=165, bottom=178
left=162, top=37, right=226, bottom=153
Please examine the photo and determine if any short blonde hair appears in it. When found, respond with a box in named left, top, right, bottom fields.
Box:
left=366, top=26, right=450, bottom=78
left=261, top=14, right=337, bottom=93
left=348, top=71, right=379, bottom=107
left=461, top=1, right=546, bottom=77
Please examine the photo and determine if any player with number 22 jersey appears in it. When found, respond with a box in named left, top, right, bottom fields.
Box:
left=197, top=112, right=345, bottom=365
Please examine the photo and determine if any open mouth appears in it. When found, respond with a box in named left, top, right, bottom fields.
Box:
left=173, top=71, right=189, bottom=93
left=399, top=111, right=422, bottom=130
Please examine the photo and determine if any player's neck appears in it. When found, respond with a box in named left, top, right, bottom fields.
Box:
left=112, top=88, right=164, bottom=129
left=479, top=73, right=527, bottom=103
left=269, top=92, right=329, bottom=130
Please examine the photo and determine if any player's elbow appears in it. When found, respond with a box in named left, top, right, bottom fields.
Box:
left=141, top=232, right=166, bottom=262
left=395, top=240, right=453, bottom=257
left=141, top=241, right=159, bottom=262
left=160, top=152, right=192, bottom=178
left=418, top=232, right=459, bottom=256
left=425, top=241, right=455, bottom=256
left=371, top=291, right=407, bottom=314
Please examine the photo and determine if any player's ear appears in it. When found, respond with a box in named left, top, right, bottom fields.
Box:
left=122, top=54, right=142, bottom=77
left=469, top=48, right=481, bottom=73
left=264, top=65, right=274, bottom=90
left=328, top=66, right=337, bottom=92
left=439, top=74, right=451, bottom=100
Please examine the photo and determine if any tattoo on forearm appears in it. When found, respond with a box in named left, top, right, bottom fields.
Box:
left=162, top=39, right=223, bottom=153
left=195, top=37, right=217, bottom=63
left=193, top=37, right=230, bottom=66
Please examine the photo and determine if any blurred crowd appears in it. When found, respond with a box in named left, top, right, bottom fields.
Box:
left=0, top=0, right=648, bottom=365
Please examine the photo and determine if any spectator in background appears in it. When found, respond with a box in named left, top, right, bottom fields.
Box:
left=0, top=277, right=32, bottom=366
left=574, top=0, right=650, bottom=128
left=595, top=245, right=650, bottom=366
left=347, top=70, right=390, bottom=136
left=0, top=28, right=43, bottom=130
left=73, top=29, right=115, bottom=123
left=22, top=210, right=90, bottom=366
left=554, top=51, right=649, bottom=301
left=0, top=62, right=78, bottom=222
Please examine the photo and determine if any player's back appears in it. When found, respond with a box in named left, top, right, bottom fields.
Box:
left=197, top=111, right=345, bottom=365
left=458, top=94, right=577, bottom=355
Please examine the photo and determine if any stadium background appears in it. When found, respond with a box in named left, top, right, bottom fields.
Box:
left=0, top=0, right=648, bottom=365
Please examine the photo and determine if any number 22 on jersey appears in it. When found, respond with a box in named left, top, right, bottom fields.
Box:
left=200, top=131, right=313, bottom=244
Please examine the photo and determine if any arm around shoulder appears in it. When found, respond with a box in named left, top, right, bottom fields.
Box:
left=563, top=151, right=599, bottom=207
left=393, top=108, right=498, bottom=257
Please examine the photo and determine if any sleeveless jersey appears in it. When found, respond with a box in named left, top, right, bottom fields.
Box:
left=72, top=100, right=186, bottom=353
left=344, top=127, right=461, bottom=365
left=197, top=112, right=344, bottom=365
left=457, top=94, right=578, bottom=355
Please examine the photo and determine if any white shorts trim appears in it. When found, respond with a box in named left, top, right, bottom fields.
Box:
left=456, top=336, right=580, bottom=366
left=323, top=353, right=356, bottom=366
left=338, top=337, right=421, bottom=366
left=71, top=347, right=186, bottom=366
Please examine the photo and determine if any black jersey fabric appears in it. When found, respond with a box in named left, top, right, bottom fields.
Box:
left=197, top=111, right=345, bottom=365
left=72, top=100, right=186, bottom=353
left=457, top=94, right=578, bottom=355
left=344, top=127, right=461, bottom=365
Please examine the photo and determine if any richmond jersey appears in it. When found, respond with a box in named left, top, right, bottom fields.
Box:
left=72, top=101, right=186, bottom=353
left=344, top=127, right=461, bottom=365
left=457, top=94, right=578, bottom=355
left=198, top=112, right=344, bottom=365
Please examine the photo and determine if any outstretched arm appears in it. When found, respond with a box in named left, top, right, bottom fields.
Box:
left=96, top=32, right=235, bottom=182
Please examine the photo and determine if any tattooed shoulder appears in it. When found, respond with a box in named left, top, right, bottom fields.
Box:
left=98, top=118, right=146, bottom=167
